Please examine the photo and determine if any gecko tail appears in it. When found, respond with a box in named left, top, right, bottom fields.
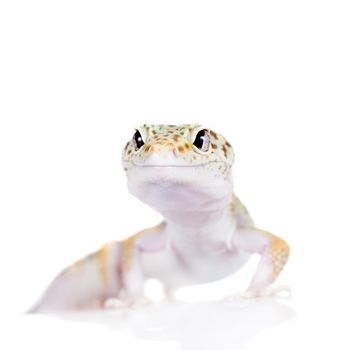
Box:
left=29, top=241, right=122, bottom=313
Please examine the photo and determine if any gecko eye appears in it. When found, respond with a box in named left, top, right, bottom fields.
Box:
left=193, top=130, right=210, bottom=152
left=132, top=130, right=144, bottom=150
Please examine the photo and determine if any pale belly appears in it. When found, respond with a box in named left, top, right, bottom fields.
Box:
left=140, top=245, right=251, bottom=289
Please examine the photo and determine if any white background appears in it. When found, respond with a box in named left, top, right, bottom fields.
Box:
left=0, top=1, right=349, bottom=349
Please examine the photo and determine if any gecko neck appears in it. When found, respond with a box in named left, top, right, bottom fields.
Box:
left=134, top=181, right=234, bottom=244
left=161, top=193, right=233, bottom=228
left=162, top=192, right=235, bottom=252
left=126, top=166, right=234, bottom=236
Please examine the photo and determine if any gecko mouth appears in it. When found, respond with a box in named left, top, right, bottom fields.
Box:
left=126, top=161, right=232, bottom=186
left=130, top=160, right=228, bottom=168
left=134, top=164, right=203, bottom=168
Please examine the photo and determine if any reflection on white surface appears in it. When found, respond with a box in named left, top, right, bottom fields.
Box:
left=39, top=298, right=294, bottom=350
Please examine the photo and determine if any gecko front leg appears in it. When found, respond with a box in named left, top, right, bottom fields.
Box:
left=117, top=222, right=167, bottom=306
left=233, top=228, right=290, bottom=297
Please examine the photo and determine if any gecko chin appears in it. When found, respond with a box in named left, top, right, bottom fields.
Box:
left=126, top=164, right=233, bottom=213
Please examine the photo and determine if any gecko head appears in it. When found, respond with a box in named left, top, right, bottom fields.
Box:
left=122, top=124, right=234, bottom=170
left=121, top=124, right=235, bottom=212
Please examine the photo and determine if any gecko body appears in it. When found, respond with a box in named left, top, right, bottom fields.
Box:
left=33, top=124, right=289, bottom=311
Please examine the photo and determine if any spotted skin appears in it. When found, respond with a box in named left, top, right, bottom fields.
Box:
left=122, top=124, right=234, bottom=173
left=97, top=243, right=112, bottom=288
left=265, top=232, right=290, bottom=279
left=32, top=124, right=290, bottom=312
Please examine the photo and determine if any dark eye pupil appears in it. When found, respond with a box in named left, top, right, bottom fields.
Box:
left=133, top=130, right=144, bottom=150
left=193, top=130, right=206, bottom=149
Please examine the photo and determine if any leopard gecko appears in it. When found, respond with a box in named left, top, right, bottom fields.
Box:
left=32, top=124, right=290, bottom=311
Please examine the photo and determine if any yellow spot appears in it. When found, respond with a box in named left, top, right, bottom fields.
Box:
left=177, top=145, right=185, bottom=153
left=97, top=243, right=110, bottom=288
left=261, top=230, right=290, bottom=279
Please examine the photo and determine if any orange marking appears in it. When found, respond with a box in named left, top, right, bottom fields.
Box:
left=177, top=145, right=185, bottom=153
left=97, top=243, right=111, bottom=288
left=209, top=130, right=218, bottom=140
left=222, top=145, right=228, bottom=157
left=261, top=230, right=290, bottom=279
